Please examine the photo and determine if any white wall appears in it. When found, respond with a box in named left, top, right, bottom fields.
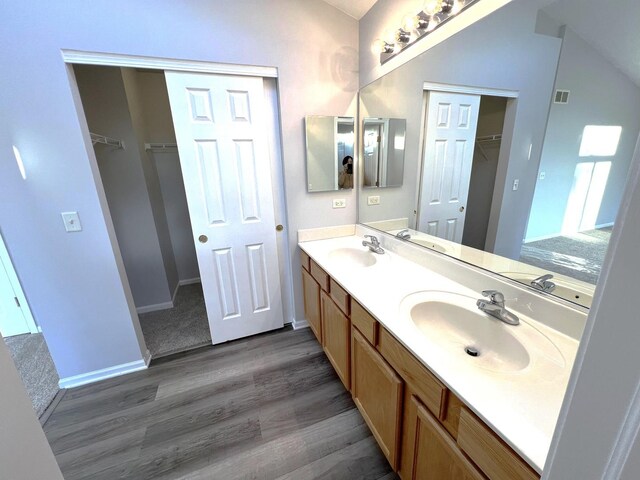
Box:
left=526, top=26, right=640, bottom=241
left=358, top=1, right=562, bottom=261
left=75, top=65, right=174, bottom=310
left=0, top=0, right=358, bottom=381
left=0, top=337, right=64, bottom=479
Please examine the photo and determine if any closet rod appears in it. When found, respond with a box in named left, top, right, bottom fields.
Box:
left=476, top=133, right=502, bottom=144
left=90, top=132, right=124, bottom=149
left=145, top=142, right=178, bottom=152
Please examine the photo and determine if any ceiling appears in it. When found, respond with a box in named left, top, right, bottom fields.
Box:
left=322, top=0, right=378, bottom=20
left=543, top=0, right=640, bottom=87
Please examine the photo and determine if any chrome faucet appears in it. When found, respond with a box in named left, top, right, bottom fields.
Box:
left=362, top=235, right=385, bottom=254
left=476, top=290, right=519, bottom=325
left=531, top=274, right=556, bottom=293
left=395, top=229, right=411, bottom=240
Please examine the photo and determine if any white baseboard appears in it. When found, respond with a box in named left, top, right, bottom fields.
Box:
left=292, top=318, right=309, bottom=330
left=143, top=349, right=152, bottom=366
left=523, top=232, right=561, bottom=244
left=136, top=301, right=173, bottom=314
left=179, top=277, right=201, bottom=286
left=59, top=359, right=148, bottom=389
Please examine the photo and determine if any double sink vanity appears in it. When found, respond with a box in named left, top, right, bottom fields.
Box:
left=298, top=225, right=585, bottom=479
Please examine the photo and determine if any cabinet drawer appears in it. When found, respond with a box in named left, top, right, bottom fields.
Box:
left=329, top=278, right=350, bottom=316
left=300, top=249, right=311, bottom=272
left=457, top=408, right=539, bottom=480
left=310, top=259, right=330, bottom=292
left=442, top=390, right=465, bottom=439
left=377, top=327, right=446, bottom=419
left=351, top=300, right=378, bottom=345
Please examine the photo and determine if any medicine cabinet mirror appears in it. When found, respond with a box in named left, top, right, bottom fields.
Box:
left=305, top=116, right=354, bottom=192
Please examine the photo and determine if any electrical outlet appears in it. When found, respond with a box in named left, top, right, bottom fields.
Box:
left=61, top=212, right=82, bottom=232
left=539, top=172, right=546, bottom=180
left=512, top=179, right=520, bottom=191
left=368, top=195, right=381, bottom=206
left=332, top=198, right=346, bottom=209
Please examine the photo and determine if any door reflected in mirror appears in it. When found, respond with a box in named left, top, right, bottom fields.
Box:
left=305, top=116, right=354, bottom=192
left=357, top=0, right=640, bottom=308
left=363, top=118, right=406, bottom=188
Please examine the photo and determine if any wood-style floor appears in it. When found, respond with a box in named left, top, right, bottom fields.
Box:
left=43, top=327, right=398, bottom=480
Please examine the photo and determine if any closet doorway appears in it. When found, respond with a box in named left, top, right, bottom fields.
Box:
left=71, top=61, right=286, bottom=359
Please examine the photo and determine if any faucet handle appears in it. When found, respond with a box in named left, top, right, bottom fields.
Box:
left=364, top=235, right=379, bottom=245
left=481, top=290, right=505, bottom=306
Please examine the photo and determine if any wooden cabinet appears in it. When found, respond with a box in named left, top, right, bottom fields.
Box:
left=321, top=291, right=350, bottom=390
left=457, top=408, right=539, bottom=480
left=408, top=395, right=486, bottom=480
left=299, top=249, right=540, bottom=480
left=302, top=268, right=322, bottom=343
left=351, top=327, right=403, bottom=469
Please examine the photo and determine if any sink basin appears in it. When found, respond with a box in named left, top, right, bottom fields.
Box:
left=399, top=291, right=563, bottom=373
left=500, top=272, right=594, bottom=308
left=328, top=247, right=378, bottom=268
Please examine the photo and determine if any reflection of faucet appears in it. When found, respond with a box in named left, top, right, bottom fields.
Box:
left=531, top=274, right=556, bottom=293
left=362, top=235, right=385, bottom=254
left=396, top=229, right=411, bottom=240
left=476, top=290, right=519, bottom=326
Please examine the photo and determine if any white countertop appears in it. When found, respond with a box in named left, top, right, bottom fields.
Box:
left=299, top=233, right=581, bottom=474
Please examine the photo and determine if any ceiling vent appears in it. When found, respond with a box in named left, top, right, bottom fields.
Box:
left=554, top=89, right=570, bottom=104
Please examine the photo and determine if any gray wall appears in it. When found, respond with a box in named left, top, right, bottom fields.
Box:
left=0, top=337, right=64, bottom=479
left=462, top=96, right=507, bottom=250
left=75, top=66, right=174, bottom=310
left=131, top=70, right=199, bottom=284
left=0, top=0, right=358, bottom=381
left=358, top=1, right=562, bottom=260
left=526, top=26, right=640, bottom=241
left=122, top=68, right=180, bottom=301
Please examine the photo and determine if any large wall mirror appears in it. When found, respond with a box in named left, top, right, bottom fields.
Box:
left=358, top=0, right=640, bottom=308
left=306, top=116, right=354, bottom=192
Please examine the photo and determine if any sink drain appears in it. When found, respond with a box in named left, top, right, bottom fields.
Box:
left=465, top=346, right=480, bottom=357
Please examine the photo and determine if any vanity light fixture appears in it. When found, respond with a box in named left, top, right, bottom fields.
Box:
left=374, top=0, right=479, bottom=65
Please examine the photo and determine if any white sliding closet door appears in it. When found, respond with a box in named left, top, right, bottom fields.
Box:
left=165, top=72, right=284, bottom=344
left=418, top=91, right=480, bottom=243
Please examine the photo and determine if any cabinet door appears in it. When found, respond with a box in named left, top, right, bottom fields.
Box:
left=321, top=291, right=350, bottom=390
left=302, top=268, right=321, bottom=343
left=410, top=395, right=485, bottom=480
left=351, top=327, right=403, bottom=469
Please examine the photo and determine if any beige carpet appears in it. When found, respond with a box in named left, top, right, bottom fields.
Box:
left=139, top=283, right=211, bottom=359
left=4, top=333, right=59, bottom=418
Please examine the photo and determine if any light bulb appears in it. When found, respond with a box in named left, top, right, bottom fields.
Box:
left=423, top=0, right=443, bottom=16
left=402, top=14, right=418, bottom=31
left=395, top=28, right=411, bottom=44
left=372, top=38, right=394, bottom=54
left=450, top=0, right=466, bottom=15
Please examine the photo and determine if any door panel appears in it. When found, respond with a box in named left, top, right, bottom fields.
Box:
left=419, top=91, right=481, bottom=243
left=0, top=259, right=30, bottom=338
left=165, top=72, right=283, bottom=344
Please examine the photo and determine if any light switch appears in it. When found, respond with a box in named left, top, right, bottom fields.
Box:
left=61, top=212, right=82, bottom=232
left=368, top=196, right=381, bottom=206
left=332, top=199, right=346, bottom=209
left=512, top=179, right=519, bottom=191
left=539, top=172, right=546, bottom=180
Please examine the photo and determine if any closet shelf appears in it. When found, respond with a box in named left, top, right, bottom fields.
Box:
left=90, top=133, right=124, bottom=149
left=145, top=142, right=178, bottom=152
left=476, top=134, right=502, bottom=144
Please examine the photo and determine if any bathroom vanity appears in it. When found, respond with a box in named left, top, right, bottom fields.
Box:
left=299, top=226, right=585, bottom=479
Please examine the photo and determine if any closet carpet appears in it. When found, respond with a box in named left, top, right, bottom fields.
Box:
left=5, top=332, right=59, bottom=418
left=139, top=283, right=211, bottom=359
left=43, top=327, right=397, bottom=480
